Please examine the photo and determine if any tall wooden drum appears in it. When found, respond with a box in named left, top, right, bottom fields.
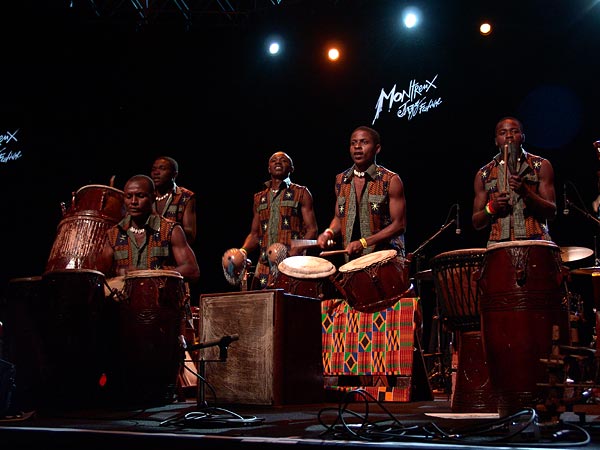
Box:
left=430, top=248, right=496, bottom=413
left=478, top=240, right=570, bottom=417
left=46, top=184, right=125, bottom=272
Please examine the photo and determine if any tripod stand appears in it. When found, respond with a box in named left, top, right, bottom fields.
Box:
left=160, top=335, right=264, bottom=427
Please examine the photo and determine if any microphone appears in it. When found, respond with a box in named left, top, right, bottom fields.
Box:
left=563, top=184, right=569, bottom=215
left=186, top=334, right=240, bottom=352
left=455, top=203, right=461, bottom=235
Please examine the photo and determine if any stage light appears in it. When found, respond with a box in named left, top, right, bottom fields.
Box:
left=402, top=7, right=421, bottom=29
left=327, top=48, right=340, bottom=62
left=269, top=42, right=280, bottom=55
left=480, top=22, right=492, bottom=36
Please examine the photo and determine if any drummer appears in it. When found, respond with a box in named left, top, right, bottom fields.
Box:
left=97, top=174, right=200, bottom=283
left=316, top=125, right=407, bottom=261
left=472, top=116, right=557, bottom=245
left=231, top=151, right=318, bottom=290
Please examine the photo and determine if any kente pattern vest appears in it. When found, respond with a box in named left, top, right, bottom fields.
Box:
left=106, top=216, right=178, bottom=273
left=479, top=151, right=550, bottom=242
left=334, top=165, right=405, bottom=257
left=253, top=183, right=309, bottom=287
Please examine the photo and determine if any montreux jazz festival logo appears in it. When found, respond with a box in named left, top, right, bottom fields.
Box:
left=0, top=129, right=21, bottom=164
left=372, top=74, right=442, bottom=124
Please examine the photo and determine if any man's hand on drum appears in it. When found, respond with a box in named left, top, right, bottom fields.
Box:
left=490, top=192, right=511, bottom=216
left=317, top=231, right=335, bottom=249
left=345, top=240, right=365, bottom=257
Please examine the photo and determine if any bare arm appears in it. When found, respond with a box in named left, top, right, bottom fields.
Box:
left=509, top=159, right=557, bottom=220
left=472, top=170, right=492, bottom=231
left=290, top=187, right=318, bottom=256
left=182, top=196, right=197, bottom=245
left=345, top=174, right=406, bottom=256
left=170, top=224, right=201, bottom=283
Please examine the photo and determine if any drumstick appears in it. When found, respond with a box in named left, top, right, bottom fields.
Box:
left=320, top=249, right=349, bottom=257
left=292, top=239, right=334, bottom=249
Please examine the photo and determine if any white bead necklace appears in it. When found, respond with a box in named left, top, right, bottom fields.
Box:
left=155, top=192, right=171, bottom=202
left=353, top=169, right=365, bottom=178
left=130, top=226, right=145, bottom=235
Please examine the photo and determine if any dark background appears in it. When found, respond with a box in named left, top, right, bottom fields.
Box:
left=1, top=0, right=600, bottom=301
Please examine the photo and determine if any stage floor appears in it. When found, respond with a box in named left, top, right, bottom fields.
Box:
left=2, top=391, right=600, bottom=450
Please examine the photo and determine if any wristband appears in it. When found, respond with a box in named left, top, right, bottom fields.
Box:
left=359, top=237, right=368, bottom=249
left=239, top=247, right=248, bottom=257
left=484, top=201, right=496, bottom=216
left=324, top=228, right=335, bottom=237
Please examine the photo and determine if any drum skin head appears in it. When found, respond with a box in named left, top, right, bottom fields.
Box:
left=338, top=249, right=398, bottom=273
left=278, top=256, right=336, bottom=278
left=124, top=269, right=183, bottom=279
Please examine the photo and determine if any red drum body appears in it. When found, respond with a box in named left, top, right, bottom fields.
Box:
left=274, top=256, right=338, bottom=300
left=430, top=248, right=496, bottom=413
left=478, top=240, right=569, bottom=417
left=335, top=250, right=412, bottom=313
left=114, top=270, right=187, bottom=407
left=41, top=269, right=109, bottom=408
left=46, top=185, right=125, bottom=272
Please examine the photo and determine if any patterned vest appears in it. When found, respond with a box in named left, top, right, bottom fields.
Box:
left=334, top=164, right=405, bottom=260
left=253, top=182, right=310, bottom=288
left=479, top=151, right=551, bottom=243
left=106, top=214, right=179, bottom=274
left=158, top=185, right=194, bottom=225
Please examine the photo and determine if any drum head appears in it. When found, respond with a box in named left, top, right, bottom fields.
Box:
left=124, top=269, right=183, bottom=280
left=278, top=256, right=336, bottom=279
left=432, top=248, right=487, bottom=262
left=338, top=249, right=398, bottom=273
left=76, top=184, right=124, bottom=196
left=486, top=239, right=558, bottom=252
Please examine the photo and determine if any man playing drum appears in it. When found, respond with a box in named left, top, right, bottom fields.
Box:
left=471, top=117, right=568, bottom=417
left=98, top=174, right=200, bottom=282
left=316, top=125, right=407, bottom=264
left=226, top=151, right=319, bottom=290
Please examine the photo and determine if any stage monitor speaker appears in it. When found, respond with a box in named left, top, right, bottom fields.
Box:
left=199, top=289, right=324, bottom=405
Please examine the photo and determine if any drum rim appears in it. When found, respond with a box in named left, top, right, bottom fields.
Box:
left=124, top=269, right=183, bottom=279
left=338, top=249, right=398, bottom=273
left=76, top=184, right=125, bottom=194
left=431, top=248, right=487, bottom=261
left=42, top=268, right=106, bottom=277
left=278, top=255, right=336, bottom=278
left=486, top=239, right=558, bottom=251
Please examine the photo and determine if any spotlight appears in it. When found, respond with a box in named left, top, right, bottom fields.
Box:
left=480, top=22, right=492, bottom=36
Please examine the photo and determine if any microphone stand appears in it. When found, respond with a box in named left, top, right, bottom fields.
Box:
left=565, top=198, right=600, bottom=266
left=159, top=335, right=264, bottom=427
left=408, top=219, right=456, bottom=395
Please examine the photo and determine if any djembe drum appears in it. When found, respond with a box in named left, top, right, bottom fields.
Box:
left=111, top=269, right=188, bottom=407
left=334, top=250, right=412, bottom=313
left=274, top=255, right=338, bottom=300
left=478, top=240, right=570, bottom=417
left=430, top=248, right=496, bottom=413
left=46, top=184, right=125, bottom=272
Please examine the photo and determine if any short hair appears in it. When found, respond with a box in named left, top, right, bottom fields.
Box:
left=495, top=116, right=524, bottom=133
left=352, top=126, right=381, bottom=146
left=154, top=156, right=178, bottom=173
left=126, top=174, right=155, bottom=193
left=270, top=151, right=294, bottom=170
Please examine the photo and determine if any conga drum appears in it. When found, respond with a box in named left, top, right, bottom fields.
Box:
left=478, top=240, right=570, bottom=417
left=112, top=269, right=188, bottom=407
left=335, top=250, right=412, bottom=313
left=430, top=248, right=496, bottom=413
left=46, top=184, right=125, bottom=272
left=274, top=256, right=338, bottom=300
left=41, top=268, right=109, bottom=409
